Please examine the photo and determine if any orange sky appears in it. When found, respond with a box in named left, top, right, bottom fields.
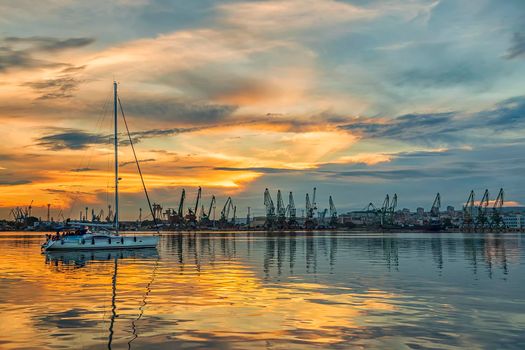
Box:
left=2, top=0, right=525, bottom=219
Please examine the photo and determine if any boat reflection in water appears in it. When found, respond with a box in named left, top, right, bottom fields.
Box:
left=45, top=247, right=159, bottom=350
left=44, top=248, right=159, bottom=268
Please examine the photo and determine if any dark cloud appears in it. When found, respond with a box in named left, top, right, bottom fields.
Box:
left=35, top=126, right=203, bottom=150
left=129, top=127, right=203, bottom=139
left=0, top=46, right=52, bottom=71
left=36, top=129, right=108, bottom=150
left=122, top=97, right=237, bottom=124
left=339, top=96, right=525, bottom=144
left=0, top=36, right=94, bottom=72
left=479, top=95, right=525, bottom=129
left=339, top=112, right=456, bottom=142
left=0, top=179, right=32, bottom=186
left=60, top=65, right=86, bottom=73
left=23, top=77, right=82, bottom=100
left=120, top=158, right=156, bottom=167
left=504, top=32, right=525, bottom=60
left=70, top=167, right=97, bottom=172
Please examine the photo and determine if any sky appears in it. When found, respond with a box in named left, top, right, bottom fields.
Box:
left=1, top=0, right=525, bottom=220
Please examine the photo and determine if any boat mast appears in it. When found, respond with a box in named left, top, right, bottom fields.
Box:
left=114, top=81, right=119, bottom=233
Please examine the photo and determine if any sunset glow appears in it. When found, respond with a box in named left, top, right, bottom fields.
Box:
left=1, top=0, right=525, bottom=219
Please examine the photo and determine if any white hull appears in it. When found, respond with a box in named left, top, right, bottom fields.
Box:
left=42, top=235, right=159, bottom=251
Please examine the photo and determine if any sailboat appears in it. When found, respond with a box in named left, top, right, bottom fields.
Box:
left=41, top=82, right=160, bottom=251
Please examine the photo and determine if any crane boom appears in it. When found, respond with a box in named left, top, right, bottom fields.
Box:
left=477, top=189, right=490, bottom=229
left=194, top=187, right=201, bottom=214
left=276, top=190, right=286, bottom=217
left=329, top=195, right=338, bottom=227
left=431, top=193, right=441, bottom=217
left=207, top=195, right=216, bottom=218
left=177, top=189, right=186, bottom=217
left=329, top=196, right=337, bottom=217
left=491, top=188, right=505, bottom=229
left=264, top=188, right=276, bottom=229
left=264, top=189, right=275, bottom=216
left=389, top=194, right=397, bottom=213
left=220, top=197, right=233, bottom=222
left=288, top=192, right=296, bottom=218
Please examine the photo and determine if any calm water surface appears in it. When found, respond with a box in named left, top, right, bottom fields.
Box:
left=0, top=231, right=524, bottom=349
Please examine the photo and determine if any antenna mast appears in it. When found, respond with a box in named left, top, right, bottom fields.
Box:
left=114, top=81, right=119, bottom=232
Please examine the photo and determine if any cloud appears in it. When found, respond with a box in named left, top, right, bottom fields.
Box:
left=339, top=112, right=456, bottom=142
left=0, top=46, right=53, bottom=72
left=70, top=167, right=97, bottom=172
left=23, top=77, right=82, bottom=100
left=217, top=0, right=377, bottom=34
left=213, top=167, right=301, bottom=174
left=35, top=126, right=204, bottom=150
left=4, top=36, right=94, bottom=52
left=479, top=95, right=525, bottom=129
left=0, top=36, right=94, bottom=72
left=120, top=158, right=156, bottom=167
left=504, top=32, right=525, bottom=60
left=36, top=129, right=108, bottom=150
left=0, top=179, right=32, bottom=186
left=122, top=98, right=237, bottom=124
left=338, top=96, right=525, bottom=145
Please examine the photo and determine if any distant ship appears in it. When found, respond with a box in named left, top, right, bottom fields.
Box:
left=42, top=82, right=159, bottom=251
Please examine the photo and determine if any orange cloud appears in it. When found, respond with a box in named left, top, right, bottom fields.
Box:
left=333, top=153, right=393, bottom=166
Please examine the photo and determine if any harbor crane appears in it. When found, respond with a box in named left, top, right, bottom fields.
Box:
left=186, top=187, right=201, bottom=225
left=276, top=190, right=287, bottom=229
left=491, top=188, right=505, bottom=230
left=287, top=191, right=297, bottom=227
left=200, top=195, right=215, bottom=226
left=329, top=196, right=338, bottom=228
left=477, top=189, right=490, bottom=230
left=380, top=194, right=397, bottom=226
left=177, top=189, right=186, bottom=219
left=430, top=193, right=441, bottom=218
left=164, top=189, right=186, bottom=226
left=318, top=208, right=328, bottom=226
left=462, top=190, right=475, bottom=231
left=10, top=200, right=36, bottom=224
left=264, top=188, right=276, bottom=229
left=388, top=194, right=398, bottom=225
left=219, top=197, right=234, bottom=226
left=305, top=187, right=318, bottom=229
left=380, top=194, right=390, bottom=226
left=27, top=200, right=33, bottom=218
left=363, top=202, right=379, bottom=226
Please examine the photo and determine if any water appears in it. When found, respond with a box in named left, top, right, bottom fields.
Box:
left=0, top=231, right=524, bottom=349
